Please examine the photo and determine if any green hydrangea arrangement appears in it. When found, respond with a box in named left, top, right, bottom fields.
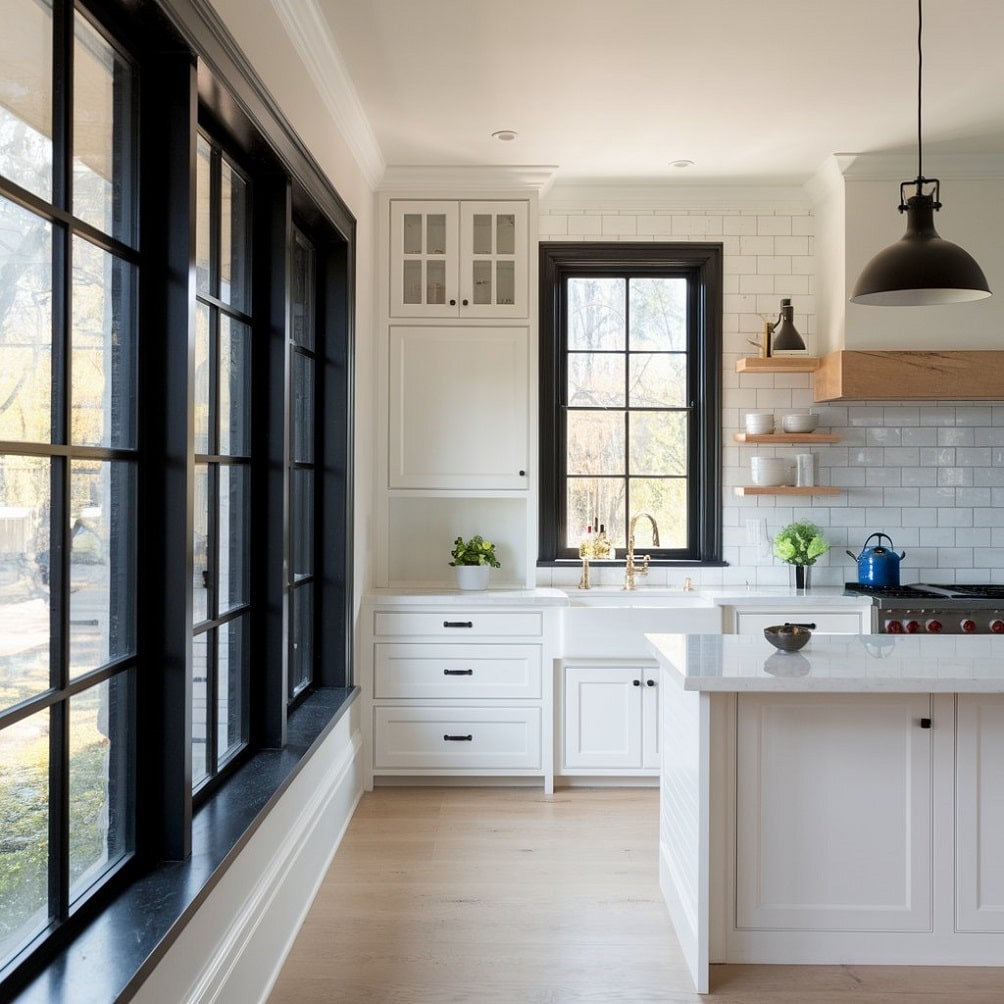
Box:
left=774, top=521, right=829, bottom=566
left=449, top=535, right=501, bottom=568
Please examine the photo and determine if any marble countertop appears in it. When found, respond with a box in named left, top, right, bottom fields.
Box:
left=647, top=632, right=1004, bottom=693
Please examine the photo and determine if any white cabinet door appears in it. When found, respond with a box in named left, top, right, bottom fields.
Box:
left=956, top=694, right=1004, bottom=933
left=388, top=325, right=529, bottom=489
left=389, top=200, right=527, bottom=318
left=735, top=692, right=933, bottom=932
left=563, top=665, right=659, bottom=771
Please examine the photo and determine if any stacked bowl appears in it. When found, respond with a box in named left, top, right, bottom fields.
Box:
left=744, top=412, right=774, bottom=435
left=781, top=412, right=820, bottom=433
left=750, top=456, right=789, bottom=486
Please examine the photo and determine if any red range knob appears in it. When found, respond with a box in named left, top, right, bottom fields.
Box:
left=991, top=620, right=1004, bottom=634
left=926, top=620, right=943, bottom=633
left=961, top=619, right=977, bottom=633
left=905, top=620, right=921, bottom=633
left=886, top=620, right=904, bottom=633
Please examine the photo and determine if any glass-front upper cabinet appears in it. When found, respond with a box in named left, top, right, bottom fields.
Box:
left=389, top=200, right=527, bottom=318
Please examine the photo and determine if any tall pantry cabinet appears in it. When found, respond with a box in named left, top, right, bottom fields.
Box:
left=375, top=181, right=541, bottom=588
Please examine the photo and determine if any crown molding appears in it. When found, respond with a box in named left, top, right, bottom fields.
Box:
left=379, top=165, right=559, bottom=195
left=541, top=180, right=810, bottom=209
left=270, top=0, right=384, bottom=189
left=835, top=151, right=1004, bottom=181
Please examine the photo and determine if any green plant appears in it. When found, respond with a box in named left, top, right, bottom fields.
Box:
left=449, top=535, right=501, bottom=568
left=774, top=521, right=829, bottom=566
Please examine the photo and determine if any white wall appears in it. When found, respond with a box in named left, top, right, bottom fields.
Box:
left=535, top=185, right=1004, bottom=592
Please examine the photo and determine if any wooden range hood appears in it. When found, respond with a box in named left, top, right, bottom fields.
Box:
left=813, top=350, right=1004, bottom=402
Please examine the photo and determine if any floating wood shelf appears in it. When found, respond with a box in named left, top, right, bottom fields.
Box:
left=735, top=356, right=820, bottom=374
left=734, top=486, right=841, bottom=497
left=733, top=432, right=842, bottom=444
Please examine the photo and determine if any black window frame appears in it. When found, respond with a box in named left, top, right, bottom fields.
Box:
left=538, top=242, right=724, bottom=566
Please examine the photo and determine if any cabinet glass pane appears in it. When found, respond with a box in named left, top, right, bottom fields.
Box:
left=402, top=260, right=422, bottom=304
left=73, top=16, right=136, bottom=245
left=71, top=236, right=137, bottom=449
left=496, top=261, right=515, bottom=306
left=192, top=629, right=209, bottom=786
left=0, top=0, right=52, bottom=201
left=0, top=706, right=50, bottom=968
left=0, top=198, right=51, bottom=444
left=69, top=674, right=134, bottom=904
left=472, top=260, right=491, bottom=305
left=402, top=213, right=423, bottom=255
left=69, top=459, right=136, bottom=679
left=427, top=260, right=446, bottom=304
left=426, top=214, right=446, bottom=255
left=0, top=454, right=50, bottom=712
left=472, top=213, right=493, bottom=255
left=496, top=214, right=515, bottom=255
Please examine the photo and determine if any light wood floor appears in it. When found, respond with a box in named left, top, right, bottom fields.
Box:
left=268, top=786, right=1004, bottom=1003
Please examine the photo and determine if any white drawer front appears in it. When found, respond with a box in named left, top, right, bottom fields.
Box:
left=734, top=610, right=865, bottom=635
left=373, top=707, right=541, bottom=770
left=373, top=610, right=543, bottom=638
left=374, top=644, right=541, bottom=699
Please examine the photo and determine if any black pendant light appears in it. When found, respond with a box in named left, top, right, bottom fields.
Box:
left=850, top=0, right=991, bottom=306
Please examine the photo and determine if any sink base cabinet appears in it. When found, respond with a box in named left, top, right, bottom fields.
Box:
left=561, top=663, right=659, bottom=775
left=362, top=604, right=555, bottom=792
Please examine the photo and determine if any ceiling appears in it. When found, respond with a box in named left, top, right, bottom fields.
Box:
left=312, top=0, right=1004, bottom=188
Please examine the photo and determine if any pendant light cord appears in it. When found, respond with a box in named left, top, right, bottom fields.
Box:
left=916, top=0, right=924, bottom=181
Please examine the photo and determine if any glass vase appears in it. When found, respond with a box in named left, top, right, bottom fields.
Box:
left=790, top=564, right=811, bottom=590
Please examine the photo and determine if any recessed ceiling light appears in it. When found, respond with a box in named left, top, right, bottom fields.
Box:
left=492, top=130, right=518, bottom=142
left=670, top=159, right=694, bottom=169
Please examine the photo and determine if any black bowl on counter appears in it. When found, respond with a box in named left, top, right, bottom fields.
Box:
left=764, top=623, right=811, bottom=653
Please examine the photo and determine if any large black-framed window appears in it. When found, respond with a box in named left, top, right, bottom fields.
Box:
left=0, top=0, right=356, bottom=992
left=539, top=242, right=723, bottom=565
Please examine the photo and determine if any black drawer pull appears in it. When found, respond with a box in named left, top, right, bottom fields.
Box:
left=444, top=668, right=474, bottom=676
left=920, top=717, right=932, bottom=729
left=784, top=622, right=816, bottom=630
left=443, top=620, right=473, bottom=629
left=646, top=679, right=656, bottom=687
left=633, top=679, right=641, bottom=686
left=443, top=734, right=473, bottom=742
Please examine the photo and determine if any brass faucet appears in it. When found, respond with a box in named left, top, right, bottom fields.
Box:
left=624, top=512, right=659, bottom=590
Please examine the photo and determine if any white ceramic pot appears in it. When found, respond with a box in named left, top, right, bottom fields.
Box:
left=455, top=564, right=490, bottom=590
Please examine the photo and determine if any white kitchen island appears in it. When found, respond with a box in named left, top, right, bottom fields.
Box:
left=646, top=632, right=1004, bottom=994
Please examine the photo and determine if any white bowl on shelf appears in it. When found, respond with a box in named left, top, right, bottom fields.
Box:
left=749, top=456, right=789, bottom=486
left=744, top=412, right=775, bottom=435
left=781, top=412, right=820, bottom=433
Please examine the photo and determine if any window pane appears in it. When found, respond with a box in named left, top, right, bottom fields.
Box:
left=290, top=582, right=313, bottom=697
left=628, top=353, right=687, bottom=408
left=219, top=317, right=250, bottom=457
left=0, top=707, right=50, bottom=968
left=291, top=234, right=314, bottom=350
left=0, top=0, right=53, bottom=201
left=219, top=463, right=248, bottom=612
left=69, top=460, right=136, bottom=678
left=291, top=468, right=313, bottom=580
left=567, top=277, right=625, bottom=351
left=192, top=629, right=209, bottom=787
left=72, top=16, right=136, bottom=245
left=193, top=464, right=209, bottom=625
left=71, top=237, right=138, bottom=448
left=0, top=198, right=52, bottom=444
left=194, top=302, right=211, bottom=455
left=0, top=454, right=50, bottom=712
left=629, top=412, right=688, bottom=477
left=629, top=277, right=687, bottom=350
left=195, top=136, right=211, bottom=296
left=567, top=352, right=624, bottom=409
left=292, top=351, right=314, bottom=464
left=219, top=157, right=249, bottom=312
left=566, top=410, right=624, bottom=476
left=218, top=615, right=247, bottom=762
left=630, top=478, right=688, bottom=550
left=69, top=673, right=134, bottom=903
left=566, top=477, right=625, bottom=550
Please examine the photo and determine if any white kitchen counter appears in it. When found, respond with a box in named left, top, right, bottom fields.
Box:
left=646, top=632, right=1004, bottom=693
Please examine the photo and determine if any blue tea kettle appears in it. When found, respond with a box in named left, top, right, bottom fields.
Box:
left=846, top=532, right=905, bottom=588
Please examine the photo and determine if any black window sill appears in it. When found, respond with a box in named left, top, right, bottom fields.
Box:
left=12, top=686, right=358, bottom=1004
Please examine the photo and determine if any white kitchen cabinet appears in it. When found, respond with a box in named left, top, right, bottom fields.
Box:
left=725, top=605, right=868, bottom=635
left=389, top=200, right=528, bottom=318
left=388, top=325, right=529, bottom=490
left=956, top=694, right=1004, bottom=933
left=734, top=692, right=934, bottom=933
left=562, top=664, right=659, bottom=772
left=362, top=601, right=555, bottom=791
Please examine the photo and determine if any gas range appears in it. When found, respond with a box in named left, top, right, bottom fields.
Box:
left=844, top=583, right=1004, bottom=635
